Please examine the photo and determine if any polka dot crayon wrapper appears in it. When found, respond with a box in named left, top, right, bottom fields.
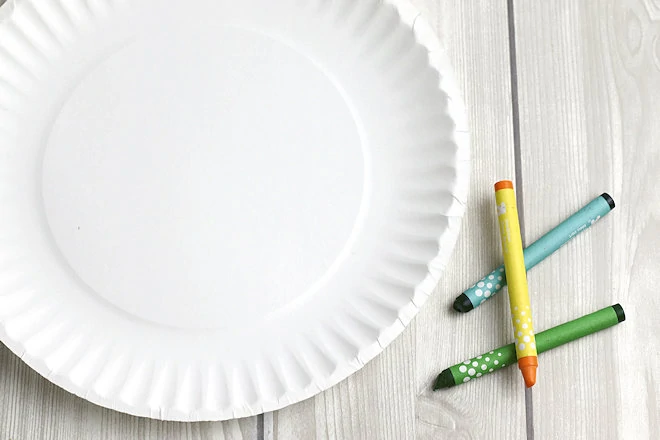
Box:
left=462, top=266, right=506, bottom=307
left=511, top=305, right=536, bottom=354
left=449, top=347, right=516, bottom=383
left=495, top=182, right=539, bottom=363
left=435, top=304, right=624, bottom=389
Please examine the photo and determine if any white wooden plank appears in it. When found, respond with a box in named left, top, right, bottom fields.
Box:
left=414, top=1, right=525, bottom=439
left=513, top=0, right=660, bottom=438
left=276, top=1, right=523, bottom=438
left=0, top=344, right=258, bottom=440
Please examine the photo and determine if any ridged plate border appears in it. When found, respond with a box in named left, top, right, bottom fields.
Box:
left=0, top=0, right=470, bottom=421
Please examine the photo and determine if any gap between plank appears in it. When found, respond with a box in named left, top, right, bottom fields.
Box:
left=506, top=1, right=534, bottom=440
left=257, top=413, right=264, bottom=440
left=507, top=0, right=525, bottom=239
left=525, top=387, right=535, bottom=440
left=257, top=412, right=274, bottom=440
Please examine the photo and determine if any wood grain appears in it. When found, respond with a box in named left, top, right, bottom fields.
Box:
left=4, top=0, right=659, bottom=438
left=512, top=0, right=660, bottom=438
left=413, top=1, right=526, bottom=439
left=275, top=1, right=523, bottom=439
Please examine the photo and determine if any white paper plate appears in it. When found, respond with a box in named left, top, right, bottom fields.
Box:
left=0, top=0, right=468, bottom=421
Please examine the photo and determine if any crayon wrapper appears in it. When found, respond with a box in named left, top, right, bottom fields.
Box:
left=495, top=187, right=538, bottom=359
left=463, top=266, right=506, bottom=306
left=450, top=345, right=516, bottom=384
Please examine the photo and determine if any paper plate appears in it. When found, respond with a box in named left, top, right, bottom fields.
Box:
left=0, top=0, right=468, bottom=421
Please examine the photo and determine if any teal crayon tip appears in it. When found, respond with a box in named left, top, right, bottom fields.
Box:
left=433, top=369, right=455, bottom=390
left=453, top=293, right=474, bottom=313
left=600, top=193, right=615, bottom=210
left=612, top=303, right=625, bottom=322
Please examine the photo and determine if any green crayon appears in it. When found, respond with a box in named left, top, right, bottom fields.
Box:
left=434, top=304, right=625, bottom=389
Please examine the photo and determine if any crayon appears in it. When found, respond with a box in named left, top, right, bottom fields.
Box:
left=494, top=180, right=538, bottom=387
left=454, top=193, right=615, bottom=313
left=434, top=304, right=625, bottom=389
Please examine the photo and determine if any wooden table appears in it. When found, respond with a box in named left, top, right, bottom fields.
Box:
left=1, top=0, right=658, bottom=438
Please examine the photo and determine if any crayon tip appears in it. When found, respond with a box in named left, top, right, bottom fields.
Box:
left=433, top=369, right=455, bottom=390
left=518, top=356, right=538, bottom=388
left=521, top=366, right=537, bottom=388
left=612, top=303, right=626, bottom=322
left=453, top=293, right=474, bottom=313
left=601, top=193, right=615, bottom=210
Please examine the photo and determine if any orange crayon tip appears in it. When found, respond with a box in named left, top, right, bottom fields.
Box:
left=494, top=180, right=514, bottom=191
left=518, top=356, right=538, bottom=388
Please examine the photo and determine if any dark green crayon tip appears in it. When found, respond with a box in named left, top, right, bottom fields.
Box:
left=612, top=303, right=625, bottom=322
left=453, top=293, right=474, bottom=313
left=433, top=369, right=456, bottom=390
left=601, top=193, right=615, bottom=210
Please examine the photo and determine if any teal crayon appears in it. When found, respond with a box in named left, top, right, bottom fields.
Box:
left=434, top=304, right=625, bottom=389
left=453, top=193, right=615, bottom=312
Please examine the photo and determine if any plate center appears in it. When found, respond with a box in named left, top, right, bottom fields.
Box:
left=42, top=26, right=365, bottom=330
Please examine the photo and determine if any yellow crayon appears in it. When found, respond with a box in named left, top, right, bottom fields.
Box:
left=494, top=180, right=538, bottom=387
